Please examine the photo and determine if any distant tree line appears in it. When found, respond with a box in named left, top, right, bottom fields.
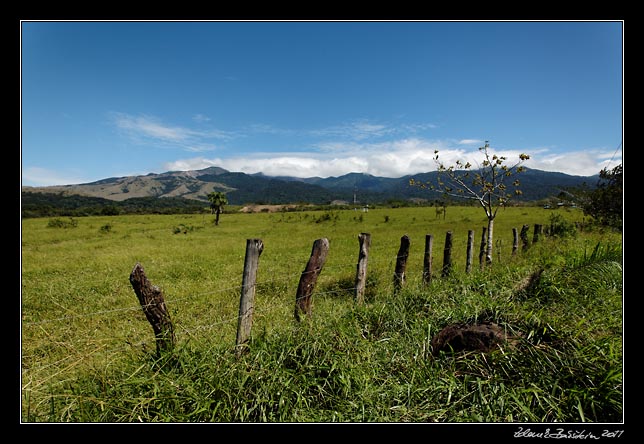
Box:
left=21, top=192, right=209, bottom=218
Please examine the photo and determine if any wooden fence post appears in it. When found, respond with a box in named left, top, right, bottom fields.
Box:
left=512, top=228, right=519, bottom=255
left=354, top=233, right=371, bottom=305
left=520, top=224, right=530, bottom=251
left=466, top=230, right=474, bottom=273
left=129, top=263, right=176, bottom=355
left=532, top=224, right=543, bottom=244
left=393, top=235, right=411, bottom=293
left=423, top=234, right=434, bottom=285
left=294, top=238, right=330, bottom=322
left=479, top=227, right=487, bottom=269
left=235, top=238, right=264, bottom=355
left=442, top=231, right=453, bottom=277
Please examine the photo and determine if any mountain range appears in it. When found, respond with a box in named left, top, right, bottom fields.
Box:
left=22, top=165, right=599, bottom=207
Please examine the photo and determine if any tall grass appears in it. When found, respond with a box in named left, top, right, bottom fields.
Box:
left=20, top=206, right=621, bottom=422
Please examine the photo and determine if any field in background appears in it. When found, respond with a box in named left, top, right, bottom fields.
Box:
left=20, top=206, right=622, bottom=422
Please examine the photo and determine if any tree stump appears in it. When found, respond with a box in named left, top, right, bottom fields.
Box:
left=423, top=234, right=434, bottom=285
left=393, top=235, right=411, bottom=293
left=431, top=321, right=519, bottom=356
left=295, top=238, right=329, bottom=321
left=129, top=263, right=176, bottom=355
left=442, top=231, right=453, bottom=277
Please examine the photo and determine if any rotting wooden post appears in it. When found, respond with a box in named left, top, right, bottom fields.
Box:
left=512, top=228, right=519, bottom=255
left=423, top=234, right=434, bottom=285
left=442, top=231, right=453, bottom=278
left=532, top=224, right=543, bottom=244
left=520, top=224, right=530, bottom=251
left=354, top=233, right=371, bottom=305
left=393, top=235, right=411, bottom=293
left=295, top=238, right=329, bottom=322
left=129, top=263, right=176, bottom=355
left=235, top=239, right=264, bottom=355
left=478, top=227, right=487, bottom=269
left=466, top=230, right=474, bottom=274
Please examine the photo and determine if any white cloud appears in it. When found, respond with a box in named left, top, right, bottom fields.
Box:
left=184, top=143, right=218, bottom=153
left=26, top=141, right=616, bottom=189
left=110, top=112, right=234, bottom=151
left=526, top=148, right=621, bottom=176
left=112, top=113, right=197, bottom=142
left=309, top=120, right=390, bottom=140
left=162, top=157, right=222, bottom=172
left=163, top=139, right=617, bottom=179
left=245, top=119, right=438, bottom=142
left=458, top=139, right=483, bottom=145
left=308, top=119, right=437, bottom=141
left=192, top=114, right=211, bottom=123
left=22, top=167, right=89, bottom=187
left=110, top=114, right=616, bottom=179
left=401, top=122, right=439, bottom=132
left=246, top=123, right=297, bottom=136
left=166, top=138, right=455, bottom=178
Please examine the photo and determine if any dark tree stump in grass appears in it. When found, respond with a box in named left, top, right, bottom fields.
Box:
left=294, top=238, right=329, bottom=322
left=129, top=263, right=176, bottom=355
left=431, top=321, right=520, bottom=356
left=393, top=234, right=411, bottom=293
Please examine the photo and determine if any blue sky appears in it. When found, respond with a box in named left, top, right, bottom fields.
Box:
left=21, top=20, right=623, bottom=186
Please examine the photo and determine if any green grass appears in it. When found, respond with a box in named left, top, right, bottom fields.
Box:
left=20, top=206, right=622, bottom=422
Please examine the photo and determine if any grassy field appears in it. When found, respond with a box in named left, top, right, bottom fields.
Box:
left=20, top=205, right=622, bottom=423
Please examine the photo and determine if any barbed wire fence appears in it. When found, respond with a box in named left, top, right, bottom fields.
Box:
left=22, top=223, right=545, bottom=399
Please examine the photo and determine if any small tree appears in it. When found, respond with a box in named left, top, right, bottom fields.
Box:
left=410, top=141, right=530, bottom=265
left=583, top=163, right=622, bottom=230
left=207, top=191, right=228, bottom=226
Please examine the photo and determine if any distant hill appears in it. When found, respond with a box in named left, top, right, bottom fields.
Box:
left=22, top=165, right=599, bottom=216
left=273, top=168, right=598, bottom=203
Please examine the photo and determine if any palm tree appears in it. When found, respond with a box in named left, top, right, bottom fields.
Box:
left=207, top=191, right=228, bottom=226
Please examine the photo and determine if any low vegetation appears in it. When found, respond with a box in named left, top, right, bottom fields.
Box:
left=21, top=206, right=622, bottom=423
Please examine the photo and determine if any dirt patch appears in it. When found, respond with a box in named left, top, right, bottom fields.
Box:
left=431, top=321, right=521, bottom=356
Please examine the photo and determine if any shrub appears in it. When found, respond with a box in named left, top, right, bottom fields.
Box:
left=548, top=213, right=577, bottom=238
left=47, top=217, right=78, bottom=228
left=173, top=224, right=192, bottom=234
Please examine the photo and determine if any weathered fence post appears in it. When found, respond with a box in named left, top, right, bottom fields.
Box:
left=393, top=235, right=411, bottom=293
left=235, top=238, right=264, bottom=355
left=129, top=263, right=176, bottom=355
left=479, top=227, right=487, bottom=269
left=423, top=234, right=434, bottom=285
left=532, top=224, right=543, bottom=244
left=442, top=231, right=453, bottom=278
left=294, top=238, right=329, bottom=322
left=466, top=230, right=474, bottom=273
left=512, top=228, right=519, bottom=255
left=354, top=233, right=371, bottom=304
left=520, top=224, right=530, bottom=251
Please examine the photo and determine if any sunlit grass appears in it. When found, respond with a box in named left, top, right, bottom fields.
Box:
left=21, top=206, right=621, bottom=422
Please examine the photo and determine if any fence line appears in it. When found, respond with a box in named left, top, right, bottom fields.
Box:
left=21, top=253, right=432, bottom=327
left=23, top=224, right=542, bottom=328
left=23, top=223, right=550, bottom=391
left=22, top=283, right=368, bottom=390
